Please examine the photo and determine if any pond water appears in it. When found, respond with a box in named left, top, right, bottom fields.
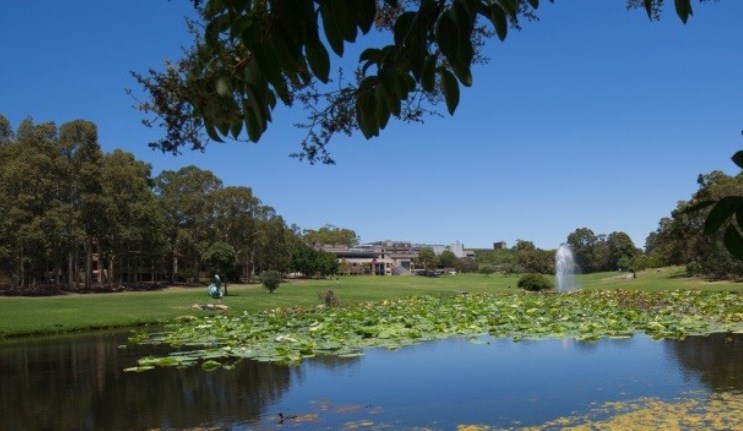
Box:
left=2, top=331, right=742, bottom=430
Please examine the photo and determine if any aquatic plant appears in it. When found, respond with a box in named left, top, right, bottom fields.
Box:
left=127, top=290, right=743, bottom=371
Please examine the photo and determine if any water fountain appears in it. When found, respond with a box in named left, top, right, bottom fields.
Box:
left=555, top=244, right=579, bottom=292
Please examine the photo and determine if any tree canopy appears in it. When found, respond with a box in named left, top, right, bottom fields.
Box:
left=134, top=0, right=705, bottom=164
left=0, top=115, right=302, bottom=289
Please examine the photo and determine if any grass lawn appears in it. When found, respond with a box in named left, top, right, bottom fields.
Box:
left=0, top=266, right=740, bottom=339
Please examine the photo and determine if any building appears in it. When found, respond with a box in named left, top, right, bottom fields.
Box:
left=322, top=240, right=474, bottom=276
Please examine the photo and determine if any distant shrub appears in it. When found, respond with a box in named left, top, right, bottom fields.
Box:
left=479, top=265, right=496, bottom=276
left=517, top=273, right=553, bottom=292
left=260, top=270, right=282, bottom=293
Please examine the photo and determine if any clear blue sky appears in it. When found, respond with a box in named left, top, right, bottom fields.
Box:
left=2, top=1, right=741, bottom=250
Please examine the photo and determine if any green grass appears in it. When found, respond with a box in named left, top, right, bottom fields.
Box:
left=0, top=267, right=740, bottom=339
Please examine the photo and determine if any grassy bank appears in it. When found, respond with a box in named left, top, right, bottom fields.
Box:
left=0, top=267, right=740, bottom=339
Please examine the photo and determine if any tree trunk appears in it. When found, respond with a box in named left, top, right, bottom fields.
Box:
left=67, top=253, right=74, bottom=290
left=84, top=241, right=92, bottom=290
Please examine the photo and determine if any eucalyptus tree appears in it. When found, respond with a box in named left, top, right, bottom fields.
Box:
left=303, top=224, right=360, bottom=246
left=605, top=231, right=639, bottom=271
left=253, top=216, right=299, bottom=274
left=0, top=119, right=61, bottom=288
left=100, top=150, right=165, bottom=284
left=57, top=120, right=110, bottom=289
left=0, top=115, right=12, bottom=145
left=154, top=166, right=223, bottom=283
left=209, top=185, right=265, bottom=281
left=513, top=239, right=553, bottom=274
left=566, top=227, right=598, bottom=273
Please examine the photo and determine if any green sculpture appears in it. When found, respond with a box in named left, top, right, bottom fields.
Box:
left=207, top=274, right=223, bottom=299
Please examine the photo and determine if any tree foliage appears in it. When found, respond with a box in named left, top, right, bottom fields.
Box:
left=302, top=224, right=360, bottom=246
left=565, top=228, right=639, bottom=273
left=0, top=115, right=303, bottom=289
left=290, top=243, right=339, bottom=278
left=416, top=246, right=437, bottom=269
left=650, top=169, right=743, bottom=279
left=437, top=249, right=458, bottom=268
left=134, top=0, right=704, bottom=164
left=514, top=240, right=554, bottom=274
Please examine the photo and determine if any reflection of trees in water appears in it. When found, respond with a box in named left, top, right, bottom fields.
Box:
left=665, top=333, right=743, bottom=392
left=0, top=332, right=292, bottom=430
left=305, top=353, right=362, bottom=370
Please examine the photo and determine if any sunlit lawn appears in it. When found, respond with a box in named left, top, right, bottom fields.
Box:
left=0, top=266, right=740, bottom=338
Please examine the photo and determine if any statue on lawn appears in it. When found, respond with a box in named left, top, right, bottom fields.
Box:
left=207, top=274, right=223, bottom=299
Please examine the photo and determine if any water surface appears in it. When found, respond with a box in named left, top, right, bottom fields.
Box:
left=2, top=331, right=741, bottom=430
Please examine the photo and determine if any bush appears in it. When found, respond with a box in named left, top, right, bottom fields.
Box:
left=260, top=270, right=282, bottom=293
left=517, top=273, right=553, bottom=292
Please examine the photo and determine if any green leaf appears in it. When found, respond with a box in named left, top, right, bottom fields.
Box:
left=356, top=80, right=379, bottom=138
left=355, top=0, right=376, bottom=34
left=724, top=225, right=743, bottom=260
left=394, top=12, right=416, bottom=46
left=230, top=119, right=243, bottom=139
left=374, top=85, right=392, bottom=128
left=306, top=39, right=330, bottom=83
left=360, top=48, right=381, bottom=63
left=321, top=4, right=344, bottom=56
left=498, top=0, right=519, bottom=20
left=421, top=55, right=437, bottom=92
left=674, top=0, right=693, bottom=24
left=489, top=4, right=508, bottom=41
left=681, top=199, right=715, bottom=215
left=435, top=13, right=459, bottom=65
left=440, top=69, right=460, bottom=115
left=731, top=151, right=743, bottom=170
left=330, top=0, right=357, bottom=42
left=736, top=204, right=743, bottom=229
left=244, top=103, right=262, bottom=142
left=216, top=121, right=230, bottom=138
left=249, top=46, right=277, bottom=87
left=201, top=360, right=222, bottom=371
left=643, top=0, right=653, bottom=19
left=527, top=0, right=539, bottom=8
left=704, top=197, right=737, bottom=235
left=269, top=27, right=300, bottom=73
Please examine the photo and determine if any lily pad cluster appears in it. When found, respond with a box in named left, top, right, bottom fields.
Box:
left=127, top=290, right=743, bottom=371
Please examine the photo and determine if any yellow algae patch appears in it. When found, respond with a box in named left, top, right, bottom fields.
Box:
left=457, top=426, right=492, bottom=431
left=520, top=391, right=743, bottom=431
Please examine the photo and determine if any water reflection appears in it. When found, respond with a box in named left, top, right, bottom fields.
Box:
left=665, top=333, right=743, bottom=392
left=1, top=332, right=741, bottom=430
left=0, top=332, right=291, bottom=431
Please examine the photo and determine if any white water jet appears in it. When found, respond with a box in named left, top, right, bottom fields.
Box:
left=555, top=244, right=579, bottom=293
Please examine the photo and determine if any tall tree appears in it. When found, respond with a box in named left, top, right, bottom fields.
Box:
left=0, top=119, right=60, bottom=288
left=57, top=119, right=107, bottom=289
left=566, top=227, right=597, bottom=273
left=210, top=186, right=269, bottom=280
left=155, top=166, right=223, bottom=283
left=100, top=150, right=164, bottom=284
left=605, top=231, right=639, bottom=271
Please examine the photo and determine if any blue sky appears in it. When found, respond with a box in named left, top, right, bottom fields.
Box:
left=2, top=1, right=741, bottom=250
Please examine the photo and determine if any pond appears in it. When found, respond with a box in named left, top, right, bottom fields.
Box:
left=2, top=331, right=742, bottom=430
